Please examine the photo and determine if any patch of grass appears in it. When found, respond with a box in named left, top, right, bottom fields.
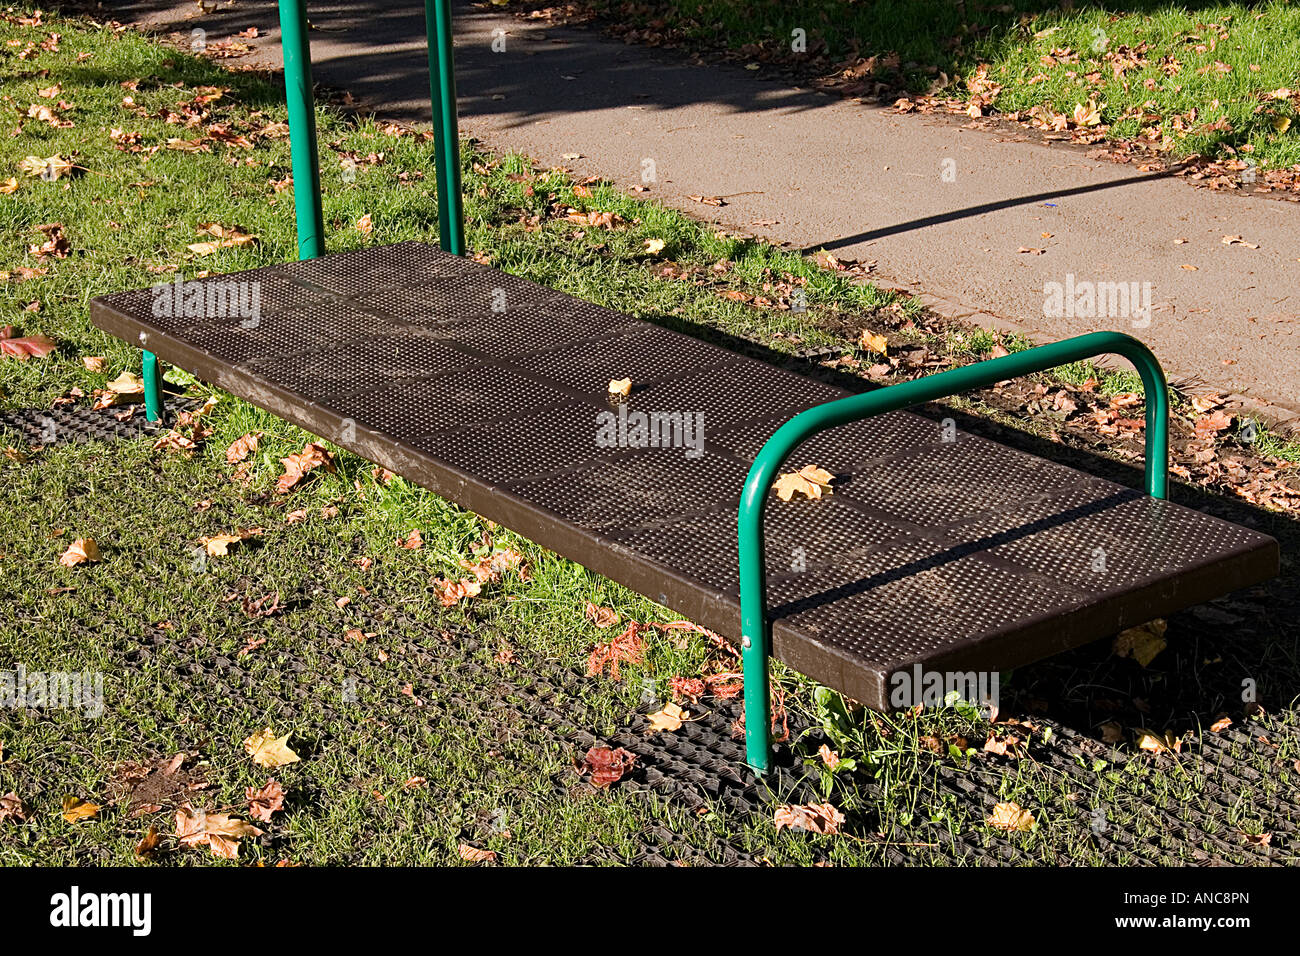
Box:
left=576, top=0, right=1300, bottom=170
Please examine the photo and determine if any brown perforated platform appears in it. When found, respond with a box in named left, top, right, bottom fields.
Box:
left=90, top=242, right=1280, bottom=709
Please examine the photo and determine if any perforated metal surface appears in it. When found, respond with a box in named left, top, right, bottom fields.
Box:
left=90, top=241, right=1279, bottom=709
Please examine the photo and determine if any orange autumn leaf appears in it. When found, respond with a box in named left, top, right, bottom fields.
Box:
left=457, top=843, right=496, bottom=863
left=277, top=441, right=335, bottom=493
left=225, top=431, right=261, bottom=464
left=58, top=538, right=100, bottom=567
left=61, top=795, right=101, bottom=823
left=175, top=803, right=262, bottom=859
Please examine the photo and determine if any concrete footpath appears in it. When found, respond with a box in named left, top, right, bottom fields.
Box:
left=121, top=0, right=1300, bottom=423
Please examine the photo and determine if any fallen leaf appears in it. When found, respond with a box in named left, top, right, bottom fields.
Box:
left=646, top=702, right=687, bottom=733
left=0, top=334, right=57, bottom=361
left=858, top=330, right=889, bottom=355
left=0, top=792, right=30, bottom=822
left=199, top=527, right=260, bottom=556
left=61, top=795, right=100, bottom=823
left=58, top=538, right=100, bottom=567
left=224, top=431, right=261, bottom=464
left=134, top=826, right=161, bottom=859
left=773, top=465, right=835, bottom=501
left=1112, top=619, right=1167, bottom=667
left=458, top=843, right=497, bottom=863
left=986, top=801, right=1035, bottom=831
left=643, top=238, right=665, bottom=254
left=277, top=441, right=335, bottom=492
left=245, top=778, right=285, bottom=823
left=175, top=803, right=262, bottom=859
left=579, top=746, right=636, bottom=788
left=1209, top=716, right=1233, bottom=733
left=774, top=802, right=845, bottom=835
left=608, top=377, right=632, bottom=397
left=1135, top=728, right=1180, bottom=754
left=243, top=728, right=300, bottom=768
left=584, top=602, right=619, bottom=628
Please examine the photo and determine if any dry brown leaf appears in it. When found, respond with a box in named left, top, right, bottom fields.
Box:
left=607, top=377, right=632, bottom=397
left=277, top=441, right=335, bottom=493
left=175, top=803, right=262, bottom=859
left=579, top=746, right=636, bottom=788
left=225, top=431, right=261, bottom=464
left=243, top=728, right=300, bottom=768
left=646, top=702, right=687, bottom=733
left=0, top=792, right=30, bottom=823
left=58, top=538, right=100, bottom=567
left=1209, top=716, right=1233, bottom=733
left=134, top=826, right=161, bottom=859
left=199, top=527, right=261, bottom=557
left=987, top=801, right=1035, bottom=831
left=584, top=602, right=619, bottom=629
left=245, top=778, right=285, bottom=823
left=773, top=465, right=835, bottom=502
left=458, top=843, right=497, bottom=863
left=774, top=801, right=845, bottom=834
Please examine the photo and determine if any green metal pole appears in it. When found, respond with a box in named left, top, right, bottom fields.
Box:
left=424, top=0, right=465, bottom=255
left=142, top=349, right=163, bottom=422
left=737, top=330, right=1169, bottom=773
left=279, top=0, right=325, bottom=260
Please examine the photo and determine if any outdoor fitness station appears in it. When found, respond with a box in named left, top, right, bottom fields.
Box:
left=90, top=0, right=1279, bottom=774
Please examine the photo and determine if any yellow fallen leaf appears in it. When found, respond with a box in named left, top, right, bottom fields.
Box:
left=105, top=370, right=144, bottom=396
left=987, top=801, right=1035, bottom=831
left=643, top=238, right=665, bottom=254
left=646, top=702, right=687, bottom=733
left=199, top=527, right=261, bottom=556
left=608, top=377, right=632, bottom=397
left=773, top=465, right=836, bottom=501
left=1112, top=619, right=1167, bottom=667
left=58, top=538, right=100, bottom=567
left=356, top=213, right=373, bottom=237
left=19, top=154, right=74, bottom=179
left=0, top=177, right=18, bottom=194
left=61, top=795, right=100, bottom=823
left=243, top=728, right=300, bottom=768
left=858, top=330, right=889, bottom=355
left=1135, top=728, right=1181, bottom=754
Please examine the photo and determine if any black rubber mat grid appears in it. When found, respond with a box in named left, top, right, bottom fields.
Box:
left=89, top=241, right=1280, bottom=713
left=0, top=398, right=199, bottom=448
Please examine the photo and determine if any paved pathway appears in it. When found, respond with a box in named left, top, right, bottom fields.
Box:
left=122, top=0, right=1300, bottom=422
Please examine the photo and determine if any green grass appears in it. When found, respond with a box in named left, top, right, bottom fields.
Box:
left=576, top=0, right=1300, bottom=170
left=1, top=7, right=1298, bottom=866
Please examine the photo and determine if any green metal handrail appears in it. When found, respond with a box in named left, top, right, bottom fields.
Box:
left=142, top=0, right=466, bottom=422
left=737, top=330, right=1169, bottom=773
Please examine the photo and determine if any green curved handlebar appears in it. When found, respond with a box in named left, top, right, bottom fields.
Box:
left=737, top=330, right=1169, bottom=773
